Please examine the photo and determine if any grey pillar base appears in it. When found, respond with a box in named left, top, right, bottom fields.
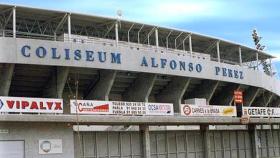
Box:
left=248, top=125, right=260, bottom=158
left=201, top=125, right=211, bottom=158
left=140, top=125, right=151, bottom=158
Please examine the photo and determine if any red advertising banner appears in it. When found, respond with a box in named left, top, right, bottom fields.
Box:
left=0, top=96, right=63, bottom=113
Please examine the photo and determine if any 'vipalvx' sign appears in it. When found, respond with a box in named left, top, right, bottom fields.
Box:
left=20, top=45, right=244, bottom=80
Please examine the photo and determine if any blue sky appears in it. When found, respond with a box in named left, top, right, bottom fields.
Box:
left=1, top=1, right=280, bottom=65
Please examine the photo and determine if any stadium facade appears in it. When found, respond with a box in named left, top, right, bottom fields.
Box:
left=0, top=4, right=280, bottom=158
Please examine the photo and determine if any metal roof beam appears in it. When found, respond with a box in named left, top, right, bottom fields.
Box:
left=174, top=32, right=183, bottom=49
left=54, top=13, right=67, bottom=34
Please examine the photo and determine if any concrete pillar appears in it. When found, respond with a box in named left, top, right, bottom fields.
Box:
left=139, top=125, right=151, bottom=158
left=271, top=97, right=280, bottom=107
left=12, top=7, right=16, bottom=38
left=43, top=67, right=69, bottom=98
left=250, top=90, right=272, bottom=107
left=67, top=13, right=71, bottom=41
left=264, top=93, right=274, bottom=107
left=243, top=87, right=260, bottom=106
left=248, top=125, right=260, bottom=158
left=124, top=73, right=156, bottom=102
left=86, top=70, right=117, bottom=101
left=211, top=83, right=240, bottom=105
left=189, top=80, right=219, bottom=104
left=217, top=41, right=220, bottom=62
left=239, top=47, right=242, bottom=66
left=156, top=77, right=191, bottom=112
left=201, top=125, right=211, bottom=158
left=0, top=64, right=15, bottom=96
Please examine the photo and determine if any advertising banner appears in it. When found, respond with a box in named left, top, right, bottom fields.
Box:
left=70, top=100, right=112, bottom=114
left=145, top=103, right=174, bottom=116
left=112, top=101, right=146, bottom=115
left=180, top=104, right=236, bottom=117
left=70, top=100, right=174, bottom=116
left=243, top=107, right=280, bottom=117
left=0, top=96, right=63, bottom=113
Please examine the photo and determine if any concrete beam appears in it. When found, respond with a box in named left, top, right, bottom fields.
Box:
left=189, top=80, right=219, bottom=104
left=270, top=97, right=280, bottom=107
left=253, top=91, right=273, bottom=107
left=201, top=125, right=211, bottom=158
left=156, top=77, right=191, bottom=112
left=211, top=83, right=240, bottom=105
left=248, top=125, right=260, bottom=158
left=243, top=87, right=260, bottom=106
left=264, top=93, right=274, bottom=107
left=123, top=73, right=156, bottom=102
left=3, top=114, right=280, bottom=125
left=85, top=70, right=117, bottom=101
left=0, top=64, right=15, bottom=96
left=139, top=125, right=151, bottom=158
left=43, top=67, right=69, bottom=98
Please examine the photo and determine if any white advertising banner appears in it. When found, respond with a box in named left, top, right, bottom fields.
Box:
left=180, top=104, right=236, bottom=117
left=112, top=101, right=146, bottom=115
left=70, top=100, right=174, bottom=116
left=39, top=139, right=62, bottom=154
left=243, top=107, right=280, bottom=117
left=145, top=103, right=174, bottom=116
left=0, top=96, right=63, bottom=113
left=70, top=100, right=112, bottom=114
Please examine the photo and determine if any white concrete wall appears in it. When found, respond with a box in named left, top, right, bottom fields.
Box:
left=0, top=122, right=74, bottom=158
left=0, top=37, right=279, bottom=98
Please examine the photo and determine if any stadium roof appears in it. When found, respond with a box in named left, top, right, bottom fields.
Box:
left=0, top=4, right=274, bottom=63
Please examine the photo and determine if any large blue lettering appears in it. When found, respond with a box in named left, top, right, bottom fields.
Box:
left=86, top=50, right=94, bottom=61
left=35, top=47, right=47, bottom=58
left=21, top=45, right=31, bottom=57
left=111, top=53, right=121, bottom=64
left=141, top=56, right=148, bottom=67
left=98, top=51, right=106, bottom=62
left=74, top=50, right=81, bottom=60
left=51, top=48, right=61, bottom=59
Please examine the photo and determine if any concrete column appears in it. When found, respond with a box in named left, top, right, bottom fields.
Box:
left=253, top=91, right=274, bottom=107
left=43, top=67, right=69, bottom=98
left=201, top=125, right=211, bottom=158
left=12, top=7, right=16, bottom=38
left=189, top=80, right=219, bottom=104
left=239, top=47, right=242, bottom=66
left=243, top=87, right=260, bottom=106
left=155, top=28, right=159, bottom=48
left=124, top=73, right=156, bottom=102
left=86, top=70, right=117, bottom=101
left=217, top=41, right=220, bottom=62
left=271, top=97, right=280, bottom=107
left=0, top=64, right=15, bottom=96
left=67, top=13, right=71, bottom=41
left=156, top=77, right=191, bottom=112
left=139, top=125, right=151, bottom=158
left=248, top=125, right=260, bottom=158
left=115, top=22, right=119, bottom=46
left=264, top=93, right=274, bottom=107
left=189, top=34, right=193, bottom=56
left=211, top=83, right=240, bottom=105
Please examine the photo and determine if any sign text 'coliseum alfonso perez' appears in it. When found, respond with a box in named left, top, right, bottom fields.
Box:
left=0, top=96, right=63, bottom=113
left=19, top=44, right=244, bottom=81
left=180, top=104, right=236, bottom=117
